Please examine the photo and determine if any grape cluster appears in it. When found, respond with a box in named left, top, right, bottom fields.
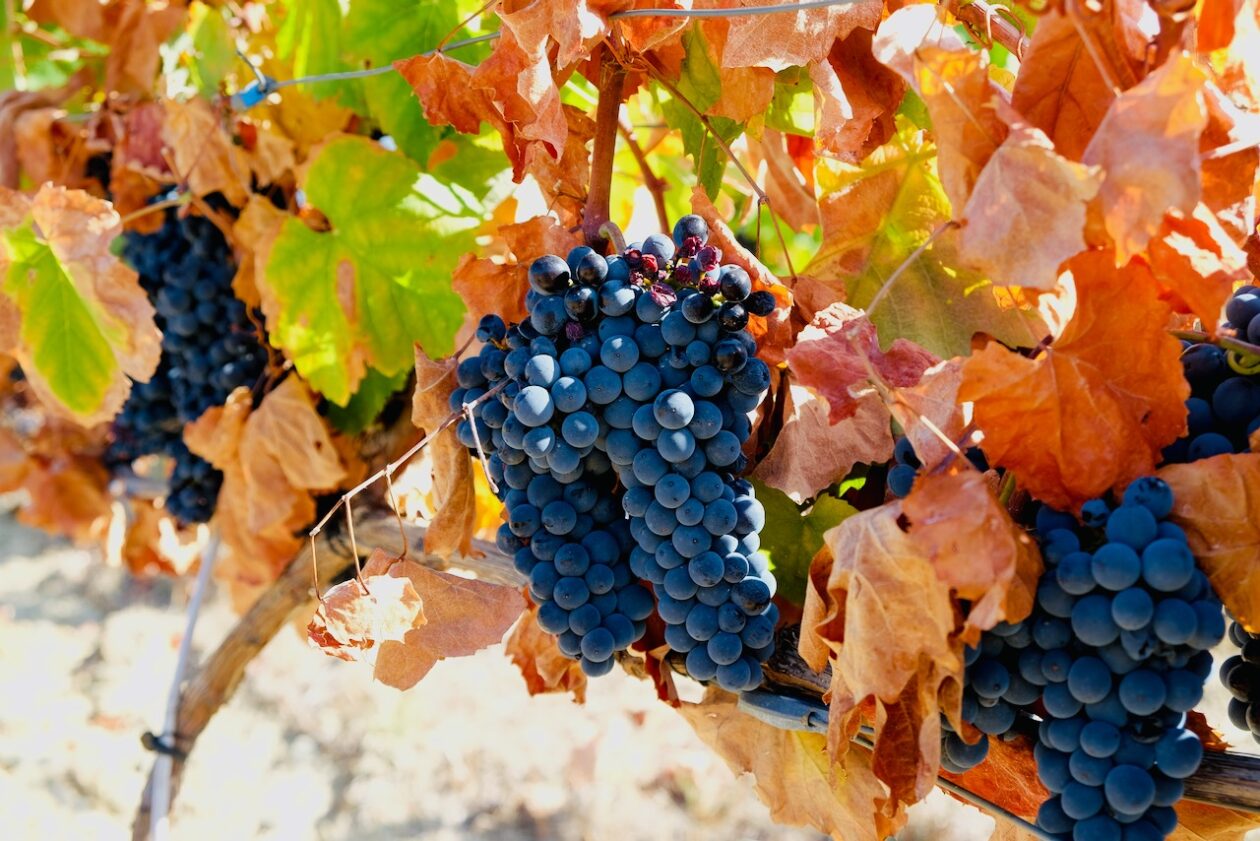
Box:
left=886, top=438, right=989, bottom=500
left=110, top=201, right=268, bottom=523
left=1222, top=621, right=1260, bottom=745
left=1164, top=295, right=1260, bottom=464
left=1027, top=479, right=1223, bottom=841
left=461, top=216, right=780, bottom=686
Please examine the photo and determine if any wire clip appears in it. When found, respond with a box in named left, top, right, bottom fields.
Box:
left=737, top=689, right=829, bottom=733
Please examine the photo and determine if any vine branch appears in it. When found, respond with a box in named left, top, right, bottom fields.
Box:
left=618, top=120, right=671, bottom=235
left=583, top=45, right=628, bottom=249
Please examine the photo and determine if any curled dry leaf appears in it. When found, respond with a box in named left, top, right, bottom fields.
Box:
left=104, top=498, right=202, bottom=577
left=308, top=549, right=427, bottom=663
left=1147, top=204, right=1248, bottom=331
left=888, top=357, right=966, bottom=473
left=185, top=378, right=347, bottom=610
left=958, top=122, right=1102, bottom=290
left=161, top=99, right=250, bottom=206
left=677, top=688, right=902, bottom=841
left=751, top=383, right=893, bottom=504
left=800, top=474, right=1041, bottom=804
left=720, top=0, right=880, bottom=72
left=0, top=184, right=162, bottom=425
left=1082, top=54, right=1209, bottom=263
left=505, top=602, right=588, bottom=703
left=960, top=251, right=1188, bottom=511
left=412, top=346, right=476, bottom=559
left=786, top=302, right=938, bottom=424
left=809, top=27, right=904, bottom=164
left=901, top=471, right=1043, bottom=639
left=1158, top=453, right=1260, bottom=633
left=373, top=560, right=525, bottom=690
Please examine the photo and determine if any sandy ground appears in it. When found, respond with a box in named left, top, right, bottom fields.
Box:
left=0, top=509, right=1253, bottom=841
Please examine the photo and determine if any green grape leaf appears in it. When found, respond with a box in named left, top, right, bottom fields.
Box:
left=766, top=68, right=814, bottom=136
left=0, top=186, right=160, bottom=424
left=0, top=3, right=14, bottom=90
left=659, top=28, right=744, bottom=199
left=187, top=3, right=235, bottom=96
left=806, top=124, right=1039, bottom=358
left=325, top=367, right=409, bottom=434
left=752, top=481, right=857, bottom=606
left=276, top=0, right=363, bottom=109
left=262, top=136, right=476, bottom=405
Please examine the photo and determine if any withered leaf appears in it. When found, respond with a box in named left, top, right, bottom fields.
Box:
left=308, top=549, right=427, bottom=663
left=505, top=602, right=588, bottom=703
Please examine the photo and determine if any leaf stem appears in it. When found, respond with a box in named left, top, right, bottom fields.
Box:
left=865, top=222, right=957, bottom=316
left=618, top=120, right=670, bottom=233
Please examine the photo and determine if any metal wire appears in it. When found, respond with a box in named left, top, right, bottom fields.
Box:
left=233, top=0, right=873, bottom=101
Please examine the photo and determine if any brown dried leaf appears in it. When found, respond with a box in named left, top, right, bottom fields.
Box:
left=1159, top=454, right=1260, bottom=633
left=902, top=471, right=1043, bottom=638
left=451, top=255, right=529, bottom=329
left=1082, top=54, right=1209, bottom=263
left=959, top=123, right=1102, bottom=289
left=960, top=251, right=1189, bottom=511
left=373, top=562, right=525, bottom=690
left=308, top=549, right=427, bottom=662
left=505, top=602, right=588, bottom=702
left=161, top=99, right=250, bottom=206
left=811, top=28, right=905, bottom=164
left=0, top=91, right=59, bottom=188
left=786, top=302, right=938, bottom=423
left=720, top=0, right=881, bottom=72
left=677, top=688, right=902, bottom=841
left=19, top=455, right=111, bottom=543
left=186, top=379, right=347, bottom=610
left=232, top=194, right=288, bottom=311
left=28, top=0, right=183, bottom=94
left=752, top=384, right=893, bottom=504
left=412, top=347, right=475, bottom=559
left=888, top=357, right=966, bottom=473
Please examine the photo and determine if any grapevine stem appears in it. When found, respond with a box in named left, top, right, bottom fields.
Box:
left=618, top=120, right=671, bottom=233
left=583, top=45, right=627, bottom=250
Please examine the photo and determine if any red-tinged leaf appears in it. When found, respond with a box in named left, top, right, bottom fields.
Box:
left=451, top=255, right=530, bottom=328
left=1158, top=454, right=1260, bottom=633
left=689, top=186, right=793, bottom=362
left=186, top=379, right=347, bottom=610
left=505, top=602, right=587, bottom=703
left=872, top=5, right=1006, bottom=212
left=939, top=731, right=1046, bottom=822
left=373, top=561, right=525, bottom=690
left=958, top=123, right=1102, bottom=290
left=1148, top=204, right=1248, bottom=330
left=960, top=251, right=1188, bottom=511
left=308, top=551, right=427, bottom=663
left=719, top=0, right=881, bottom=72
left=1082, top=54, right=1209, bottom=263
left=752, top=383, right=893, bottom=504
left=1185, top=709, right=1231, bottom=752
left=889, top=358, right=966, bottom=473
left=498, top=0, right=611, bottom=67
left=902, top=471, right=1044, bottom=639
left=1196, top=0, right=1242, bottom=51
left=676, top=688, right=903, bottom=841
left=787, top=302, right=938, bottom=423
left=412, top=346, right=476, bottom=559
left=810, top=28, right=904, bottom=164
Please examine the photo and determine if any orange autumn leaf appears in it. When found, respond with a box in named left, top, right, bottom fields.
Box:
left=809, top=28, right=904, bottom=163
left=719, top=0, right=879, bottom=73
left=960, top=251, right=1188, bottom=511
left=1171, top=800, right=1260, bottom=840
left=940, top=731, right=1046, bottom=824
left=787, top=302, right=938, bottom=423
left=19, top=455, right=112, bottom=543
left=412, top=346, right=476, bottom=559
left=162, top=99, right=251, bottom=206
left=1159, top=453, right=1260, bottom=633
left=1148, top=204, right=1248, bottom=330
left=902, top=471, right=1044, bottom=638
left=505, top=602, right=588, bottom=703
left=451, top=254, right=530, bottom=328
left=872, top=5, right=1006, bottom=212
left=751, top=383, right=893, bottom=504
left=185, top=379, right=347, bottom=610
left=676, top=688, right=902, bottom=841
left=1082, top=54, right=1209, bottom=263
left=308, top=549, right=427, bottom=663
left=372, top=560, right=525, bottom=690
left=959, top=122, right=1102, bottom=290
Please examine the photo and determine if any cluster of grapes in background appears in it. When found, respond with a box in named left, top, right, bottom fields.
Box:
left=458, top=216, right=780, bottom=690
left=108, top=199, right=267, bottom=523
left=1222, top=622, right=1260, bottom=745
left=1164, top=285, right=1260, bottom=463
